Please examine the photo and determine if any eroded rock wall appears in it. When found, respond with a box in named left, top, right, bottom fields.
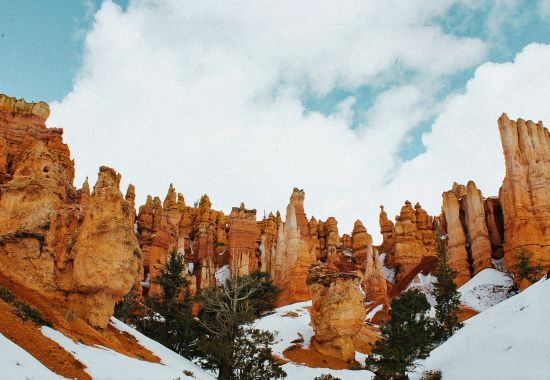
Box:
left=0, top=94, right=142, bottom=328
left=498, top=114, right=550, bottom=273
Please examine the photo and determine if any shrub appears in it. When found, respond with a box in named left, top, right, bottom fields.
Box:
left=314, top=375, right=342, bottom=380
left=421, top=369, right=442, bottom=380
left=0, top=285, right=16, bottom=303
left=13, top=301, right=52, bottom=327
left=0, top=285, right=52, bottom=327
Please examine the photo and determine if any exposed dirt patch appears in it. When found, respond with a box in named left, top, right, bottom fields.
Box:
left=0, top=299, right=91, bottom=380
left=283, top=344, right=356, bottom=370
left=458, top=305, right=479, bottom=322
left=0, top=273, right=161, bottom=375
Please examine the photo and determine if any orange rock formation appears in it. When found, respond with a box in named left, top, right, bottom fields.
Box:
left=0, top=94, right=142, bottom=328
left=379, top=201, right=436, bottom=282
left=307, top=264, right=366, bottom=362
left=498, top=114, right=550, bottom=273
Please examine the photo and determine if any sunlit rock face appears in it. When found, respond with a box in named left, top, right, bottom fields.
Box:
left=307, top=263, right=366, bottom=362
left=272, top=189, right=317, bottom=306
left=378, top=201, right=436, bottom=282
left=0, top=94, right=142, bottom=328
left=441, top=181, right=493, bottom=286
left=498, top=114, right=550, bottom=275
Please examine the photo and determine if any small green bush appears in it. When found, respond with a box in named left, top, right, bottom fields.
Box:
left=0, top=285, right=52, bottom=327
left=421, top=369, right=443, bottom=380
left=314, top=375, right=342, bottom=380
left=13, top=301, right=52, bottom=327
left=0, top=285, right=16, bottom=303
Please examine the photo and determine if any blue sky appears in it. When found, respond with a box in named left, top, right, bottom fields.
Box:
left=4, top=1, right=550, bottom=236
left=0, top=0, right=127, bottom=102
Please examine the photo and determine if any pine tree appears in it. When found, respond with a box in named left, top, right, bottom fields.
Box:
left=197, top=274, right=285, bottom=380
left=365, top=289, right=438, bottom=380
left=113, top=285, right=143, bottom=324
left=512, top=248, right=543, bottom=285
left=242, top=271, right=280, bottom=317
left=136, top=249, right=202, bottom=359
left=432, top=228, right=462, bottom=341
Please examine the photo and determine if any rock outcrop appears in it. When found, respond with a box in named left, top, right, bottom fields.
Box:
left=498, top=114, right=550, bottom=273
left=307, top=264, right=366, bottom=362
left=441, top=186, right=471, bottom=286
left=228, top=203, right=258, bottom=277
left=0, top=94, right=142, bottom=328
left=441, top=181, right=493, bottom=285
left=272, top=190, right=317, bottom=305
left=362, top=249, right=388, bottom=307
left=380, top=201, right=436, bottom=282
left=351, top=220, right=373, bottom=269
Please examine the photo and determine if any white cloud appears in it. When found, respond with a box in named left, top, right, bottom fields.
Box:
left=384, top=43, right=550, bottom=226
left=49, top=0, right=497, bottom=243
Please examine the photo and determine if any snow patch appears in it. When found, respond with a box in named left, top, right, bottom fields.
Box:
left=379, top=253, right=396, bottom=283
left=406, top=273, right=436, bottom=306
left=254, top=301, right=375, bottom=379
left=215, top=265, right=230, bottom=285
left=415, top=277, right=550, bottom=380
left=42, top=320, right=214, bottom=380
left=366, top=304, right=383, bottom=321
left=459, top=268, right=514, bottom=312
left=0, top=333, right=65, bottom=380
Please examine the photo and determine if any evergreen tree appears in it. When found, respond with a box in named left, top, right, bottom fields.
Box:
left=197, top=274, right=285, bottom=380
left=365, top=289, right=438, bottom=380
left=136, top=249, right=202, bottom=359
left=242, top=271, right=280, bottom=317
left=113, top=285, right=143, bottom=324
left=512, top=248, right=543, bottom=285
left=432, top=228, right=462, bottom=341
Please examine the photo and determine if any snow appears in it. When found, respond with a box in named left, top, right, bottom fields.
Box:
left=214, top=265, right=230, bottom=285
left=366, top=304, right=383, bottom=321
left=140, top=272, right=150, bottom=288
left=254, top=301, right=314, bottom=355
left=379, top=253, right=396, bottom=283
left=459, top=268, right=514, bottom=312
left=414, top=277, right=550, bottom=380
left=41, top=319, right=214, bottom=380
left=0, top=333, right=66, bottom=380
left=254, top=301, right=375, bottom=379
left=406, top=273, right=436, bottom=306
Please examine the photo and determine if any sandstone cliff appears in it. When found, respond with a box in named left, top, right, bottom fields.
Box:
left=498, top=114, right=550, bottom=274
left=0, top=94, right=142, bottom=328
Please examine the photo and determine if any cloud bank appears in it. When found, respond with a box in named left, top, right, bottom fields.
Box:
left=49, top=1, right=550, bottom=242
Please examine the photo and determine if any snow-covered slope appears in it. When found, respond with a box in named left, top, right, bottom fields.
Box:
left=0, top=333, right=64, bottom=380
left=459, top=268, right=514, bottom=312
left=255, top=301, right=374, bottom=379
left=416, top=277, right=550, bottom=380
left=41, top=318, right=214, bottom=380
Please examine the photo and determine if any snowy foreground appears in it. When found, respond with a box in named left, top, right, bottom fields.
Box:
left=255, top=301, right=373, bottom=379
left=0, top=271, right=548, bottom=379
left=0, top=333, right=64, bottom=380
left=413, top=276, right=550, bottom=380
